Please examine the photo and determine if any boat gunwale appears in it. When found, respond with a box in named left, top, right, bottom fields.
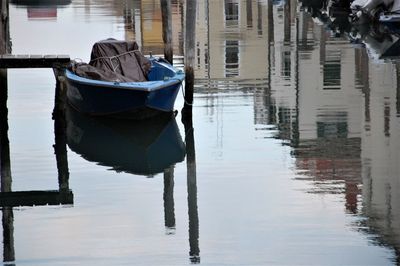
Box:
left=65, top=70, right=184, bottom=92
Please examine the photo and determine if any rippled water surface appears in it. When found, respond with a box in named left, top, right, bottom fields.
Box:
left=2, top=0, right=400, bottom=265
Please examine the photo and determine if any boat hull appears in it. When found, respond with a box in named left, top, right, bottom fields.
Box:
left=65, top=60, right=184, bottom=119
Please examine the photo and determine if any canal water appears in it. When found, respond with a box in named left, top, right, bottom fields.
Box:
left=2, top=0, right=400, bottom=265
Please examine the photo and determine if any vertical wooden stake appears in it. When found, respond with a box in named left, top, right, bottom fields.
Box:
left=0, top=1, right=14, bottom=263
left=182, top=0, right=197, bottom=119
left=160, top=0, right=173, bottom=64
left=0, top=68, right=14, bottom=265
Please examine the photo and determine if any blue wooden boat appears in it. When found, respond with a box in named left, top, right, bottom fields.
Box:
left=65, top=57, right=185, bottom=119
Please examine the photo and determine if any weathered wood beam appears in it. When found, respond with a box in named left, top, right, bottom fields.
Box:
left=182, top=0, right=196, bottom=119
left=0, top=54, right=70, bottom=68
left=160, top=0, right=173, bottom=64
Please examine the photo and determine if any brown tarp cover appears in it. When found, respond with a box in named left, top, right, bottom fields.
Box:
left=70, top=39, right=151, bottom=82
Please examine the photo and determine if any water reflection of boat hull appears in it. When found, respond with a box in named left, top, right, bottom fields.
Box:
left=66, top=107, right=186, bottom=176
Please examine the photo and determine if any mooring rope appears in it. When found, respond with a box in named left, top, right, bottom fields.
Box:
left=180, top=83, right=193, bottom=106
left=89, top=50, right=140, bottom=72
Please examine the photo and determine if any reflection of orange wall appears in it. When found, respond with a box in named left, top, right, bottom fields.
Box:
left=141, top=0, right=163, bottom=54
left=28, top=8, right=57, bottom=19
left=140, top=0, right=183, bottom=55
left=297, top=158, right=361, bottom=213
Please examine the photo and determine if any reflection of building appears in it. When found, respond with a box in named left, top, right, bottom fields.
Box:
left=125, top=0, right=183, bottom=55
left=256, top=0, right=297, bottom=138
left=295, top=9, right=364, bottom=214
left=359, top=56, right=400, bottom=258
left=125, top=0, right=271, bottom=81
left=203, top=0, right=270, bottom=81
left=264, top=0, right=400, bottom=259
left=256, top=0, right=364, bottom=213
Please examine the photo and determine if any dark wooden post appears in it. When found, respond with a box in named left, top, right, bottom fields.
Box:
left=182, top=0, right=197, bottom=119
left=0, top=105, right=14, bottom=264
left=0, top=69, right=14, bottom=265
left=0, top=1, right=14, bottom=264
left=163, top=166, right=175, bottom=232
left=182, top=118, right=200, bottom=263
left=160, top=0, right=173, bottom=64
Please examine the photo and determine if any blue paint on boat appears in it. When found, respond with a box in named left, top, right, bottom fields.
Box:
left=65, top=57, right=185, bottom=119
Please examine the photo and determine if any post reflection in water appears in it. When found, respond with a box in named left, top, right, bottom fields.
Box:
left=183, top=116, right=200, bottom=264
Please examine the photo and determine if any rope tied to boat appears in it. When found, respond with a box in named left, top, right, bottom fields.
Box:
left=89, top=50, right=140, bottom=73
left=180, top=83, right=193, bottom=106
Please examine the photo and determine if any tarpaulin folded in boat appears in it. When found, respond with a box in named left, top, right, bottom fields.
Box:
left=71, top=38, right=151, bottom=82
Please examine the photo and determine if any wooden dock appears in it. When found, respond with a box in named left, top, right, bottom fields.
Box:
left=0, top=54, right=70, bottom=69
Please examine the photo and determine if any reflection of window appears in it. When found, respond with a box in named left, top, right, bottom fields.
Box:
left=225, top=40, right=239, bottom=77
left=225, top=0, right=239, bottom=26
left=282, top=51, right=291, bottom=77
left=317, top=121, right=348, bottom=138
left=323, top=50, right=341, bottom=90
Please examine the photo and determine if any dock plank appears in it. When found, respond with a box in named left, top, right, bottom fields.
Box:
left=0, top=54, right=70, bottom=68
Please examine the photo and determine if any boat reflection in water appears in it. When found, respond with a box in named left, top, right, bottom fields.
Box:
left=349, top=22, right=400, bottom=60
left=66, top=107, right=186, bottom=176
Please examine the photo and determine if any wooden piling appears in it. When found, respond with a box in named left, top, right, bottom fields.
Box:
left=0, top=1, right=14, bottom=262
left=0, top=67, right=14, bottom=265
left=160, top=0, right=173, bottom=64
left=182, top=0, right=197, bottom=119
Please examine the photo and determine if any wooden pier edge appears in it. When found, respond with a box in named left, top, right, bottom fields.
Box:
left=0, top=54, right=70, bottom=69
